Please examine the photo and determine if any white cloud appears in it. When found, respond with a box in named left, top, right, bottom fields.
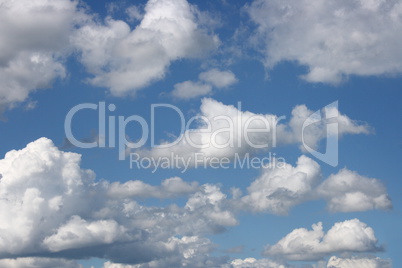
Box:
left=229, top=258, right=287, bottom=268
left=0, top=52, right=66, bottom=111
left=104, top=256, right=289, bottom=268
left=285, top=104, right=372, bottom=151
left=264, top=219, right=381, bottom=261
left=0, top=138, right=392, bottom=266
left=239, top=155, right=391, bottom=214
left=0, top=138, right=234, bottom=265
left=73, top=0, right=219, bottom=96
left=0, top=0, right=87, bottom=111
left=43, top=216, right=129, bottom=252
left=247, top=0, right=402, bottom=84
left=172, top=81, right=213, bottom=99
left=103, top=262, right=137, bottom=268
left=103, top=236, right=224, bottom=268
left=199, top=69, right=238, bottom=88
left=0, top=138, right=98, bottom=255
left=138, top=98, right=278, bottom=163
left=317, top=168, right=392, bottom=212
left=185, top=184, right=238, bottom=227
left=171, top=69, right=238, bottom=99
left=326, top=256, right=391, bottom=268
left=0, top=0, right=219, bottom=111
left=126, top=6, right=144, bottom=22
left=239, top=150, right=392, bottom=215
left=139, top=98, right=371, bottom=167
left=104, top=262, right=136, bottom=268
left=0, top=257, right=83, bottom=268
left=241, top=155, right=321, bottom=214
left=107, top=177, right=199, bottom=199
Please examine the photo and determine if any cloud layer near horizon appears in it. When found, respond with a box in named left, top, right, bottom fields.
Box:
left=0, top=138, right=234, bottom=265
left=0, top=138, right=391, bottom=266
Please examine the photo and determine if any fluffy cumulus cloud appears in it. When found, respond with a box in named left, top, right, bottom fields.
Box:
left=0, top=0, right=219, bottom=112
left=326, top=256, right=391, bottom=268
left=0, top=138, right=98, bottom=256
left=317, top=168, right=392, bottom=212
left=137, top=98, right=279, bottom=163
left=264, top=219, right=382, bottom=261
left=241, top=155, right=321, bottom=214
left=247, top=0, right=402, bottom=84
left=0, top=138, right=392, bottom=266
left=138, top=98, right=370, bottom=167
left=0, top=138, right=235, bottom=266
left=239, top=155, right=391, bottom=215
left=73, top=0, right=220, bottom=96
left=0, top=0, right=88, bottom=111
left=172, top=69, right=238, bottom=99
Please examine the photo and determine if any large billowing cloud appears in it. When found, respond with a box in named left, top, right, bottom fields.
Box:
left=0, top=0, right=88, bottom=111
left=73, top=0, right=220, bottom=96
left=0, top=138, right=234, bottom=265
left=247, top=0, right=402, bottom=84
left=263, top=219, right=382, bottom=261
left=0, top=138, right=391, bottom=266
left=138, top=98, right=370, bottom=167
left=0, top=138, right=98, bottom=256
left=134, top=98, right=391, bottom=214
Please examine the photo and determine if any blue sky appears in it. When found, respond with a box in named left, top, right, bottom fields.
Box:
left=0, top=0, right=401, bottom=267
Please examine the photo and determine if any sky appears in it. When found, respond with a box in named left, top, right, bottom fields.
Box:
left=0, top=0, right=401, bottom=267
